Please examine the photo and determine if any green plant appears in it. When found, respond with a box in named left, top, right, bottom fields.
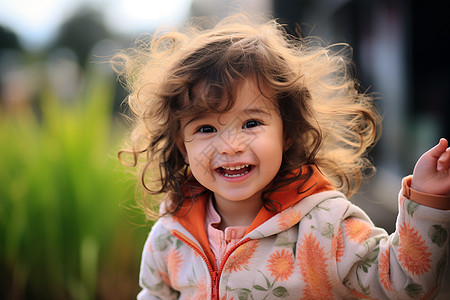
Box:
left=0, top=67, right=150, bottom=299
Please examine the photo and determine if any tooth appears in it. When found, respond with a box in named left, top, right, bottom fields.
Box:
left=221, top=164, right=250, bottom=171
left=223, top=169, right=250, bottom=177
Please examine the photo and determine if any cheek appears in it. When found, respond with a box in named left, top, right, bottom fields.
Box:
left=258, top=131, right=284, bottom=168
left=184, top=142, right=210, bottom=171
left=264, top=144, right=284, bottom=169
left=185, top=145, right=215, bottom=187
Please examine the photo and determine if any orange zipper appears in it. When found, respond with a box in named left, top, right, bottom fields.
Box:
left=172, top=230, right=218, bottom=299
left=172, top=230, right=252, bottom=300
left=214, top=237, right=252, bottom=299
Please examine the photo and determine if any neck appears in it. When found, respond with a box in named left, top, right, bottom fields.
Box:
left=212, top=192, right=263, bottom=231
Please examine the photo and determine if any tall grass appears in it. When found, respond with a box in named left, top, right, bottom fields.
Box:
left=0, top=67, right=150, bottom=299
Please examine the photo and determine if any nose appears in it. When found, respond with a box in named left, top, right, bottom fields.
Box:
left=215, top=128, right=245, bottom=155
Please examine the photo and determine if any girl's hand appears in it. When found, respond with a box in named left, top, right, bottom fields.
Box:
left=411, top=138, right=450, bottom=196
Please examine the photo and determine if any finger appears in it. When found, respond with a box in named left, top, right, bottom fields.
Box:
left=428, top=138, right=449, bottom=159
left=437, top=146, right=450, bottom=172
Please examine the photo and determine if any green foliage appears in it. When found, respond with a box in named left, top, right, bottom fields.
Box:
left=0, top=68, right=150, bottom=299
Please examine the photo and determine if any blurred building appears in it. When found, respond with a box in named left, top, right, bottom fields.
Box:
left=275, top=0, right=449, bottom=169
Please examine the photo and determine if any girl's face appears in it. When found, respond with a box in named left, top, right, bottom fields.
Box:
left=181, top=79, right=284, bottom=206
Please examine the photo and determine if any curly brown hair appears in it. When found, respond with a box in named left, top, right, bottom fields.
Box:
left=113, top=14, right=381, bottom=219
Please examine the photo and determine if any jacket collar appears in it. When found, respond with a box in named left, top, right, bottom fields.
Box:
left=170, top=165, right=334, bottom=269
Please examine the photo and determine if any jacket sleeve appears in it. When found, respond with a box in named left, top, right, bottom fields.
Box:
left=137, top=222, right=180, bottom=300
left=336, top=176, right=450, bottom=299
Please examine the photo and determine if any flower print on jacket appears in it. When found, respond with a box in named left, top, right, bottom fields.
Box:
left=331, top=226, right=345, bottom=263
left=167, top=248, right=183, bottom=287
left=266, top=249, right=295, bottom=282
left=189, top=277, right=208, bottom=300
left=344, top=218, right=372, bottom=244
left=297, top=232, right=332, bottom=299
left=137, top=171, right=450, bottom=300
left=379, top=248, right=393, bottom=291
left=398, top=222, right=432, bottom=276
left=277, top=208, right=302, bottom=231
left=223, top=240, right=259, bottom=274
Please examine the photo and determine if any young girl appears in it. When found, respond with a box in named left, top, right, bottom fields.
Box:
left=115, top=14, right=450, bottom=299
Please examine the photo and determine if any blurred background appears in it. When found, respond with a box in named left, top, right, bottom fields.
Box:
left=0, top=0, right=448, bottom=299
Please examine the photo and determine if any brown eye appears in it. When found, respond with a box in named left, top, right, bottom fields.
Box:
left=197, top=125, right=217, bottom=133
left=243, top=120, right=262, bottom=129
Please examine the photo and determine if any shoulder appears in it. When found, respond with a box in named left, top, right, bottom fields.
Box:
left=144, top=217, right=180, bottom=254
left=303, top=190, right=356, bottom=218
left=299, top=191, right=375, bottom=232
left=149, top=217, right=171, bottom=237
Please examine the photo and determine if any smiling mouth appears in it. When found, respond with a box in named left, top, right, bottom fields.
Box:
left=217, top=164, right=252, bottom=178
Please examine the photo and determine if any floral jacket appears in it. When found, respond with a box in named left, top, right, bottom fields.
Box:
left=137, top=167, right=450, bottom=299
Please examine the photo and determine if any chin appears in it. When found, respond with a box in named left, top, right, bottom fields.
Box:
left=214, top=189, right=262, bottom=202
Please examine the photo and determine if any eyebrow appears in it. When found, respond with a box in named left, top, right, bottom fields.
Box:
left=182, top=113, right=208, bottom=128
left=182, top=106, right=274, bottom=129
left=242, top=107, right=272, bottom=117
